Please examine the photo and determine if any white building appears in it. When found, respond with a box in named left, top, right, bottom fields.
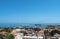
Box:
left=15, top=33, right=23, bottom=39
left=11, top=29, right=23, bottom=39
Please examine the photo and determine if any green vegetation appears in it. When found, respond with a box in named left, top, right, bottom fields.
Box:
left=5, top=33, right=14, bottom=39
left=50, top=30, right=60, bottom=36
left=8, top=34, right=14, bottom=39
left=44, top=30, right=50, bottom=36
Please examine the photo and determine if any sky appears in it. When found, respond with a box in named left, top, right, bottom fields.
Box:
left=0, top=0, right=60, bottom=23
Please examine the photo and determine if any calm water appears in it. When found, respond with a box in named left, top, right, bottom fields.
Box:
left=0, top=23, right=60, bottom=28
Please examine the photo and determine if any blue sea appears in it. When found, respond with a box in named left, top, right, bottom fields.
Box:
left=0, top=23, right=60, bottom=28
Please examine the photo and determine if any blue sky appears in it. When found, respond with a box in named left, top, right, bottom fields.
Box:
left=0, top=0, right=60, bottom=23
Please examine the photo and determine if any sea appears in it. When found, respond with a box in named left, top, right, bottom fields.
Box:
left=0, top=23, right=60, bottom=28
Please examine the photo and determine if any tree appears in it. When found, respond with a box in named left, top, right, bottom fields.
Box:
left=5, top=33, right=14, bottom=39
left=44, top=30, right=50, bottom=36
left=50, top=30, right=60, bottom=36
left=8, top=34, right=14, bottom=39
